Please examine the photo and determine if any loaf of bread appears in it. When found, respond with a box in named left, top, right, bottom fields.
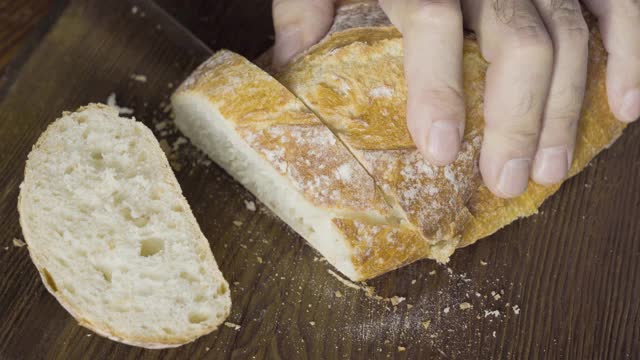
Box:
left=173, top=4, right=625, bottom=281
left=18, top=105, right=231, bottom=348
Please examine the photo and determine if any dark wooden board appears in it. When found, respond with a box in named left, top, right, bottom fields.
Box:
left=0, top=1, right=639, bottom=358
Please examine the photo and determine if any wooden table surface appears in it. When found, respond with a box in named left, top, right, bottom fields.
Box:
left=0, top=1, right=638, bottom=359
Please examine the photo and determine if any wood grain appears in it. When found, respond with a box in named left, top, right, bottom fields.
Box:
left=0, top=0, right=54, bottom=72
left=0, top=0, right=638, bottom=359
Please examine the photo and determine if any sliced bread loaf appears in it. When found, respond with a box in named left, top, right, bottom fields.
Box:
left=18, top=104, right=231, bottom=348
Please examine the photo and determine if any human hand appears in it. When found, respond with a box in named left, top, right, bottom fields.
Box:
left=272, top=0, right=640, bottom=198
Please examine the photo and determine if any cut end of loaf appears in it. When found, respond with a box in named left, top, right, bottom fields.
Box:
left=18, top=104, right=231, bottom=348
left=171, top=91, right=362, bottom=280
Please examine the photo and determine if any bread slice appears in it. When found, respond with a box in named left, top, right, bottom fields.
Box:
left=18, top=104, right=231, bottom=348
left=277, top=5, right=626, bottom=248
left=171, top=51, right=450, bottom=281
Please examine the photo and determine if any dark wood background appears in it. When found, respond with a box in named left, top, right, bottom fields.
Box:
left=0, top=1, right=638, bottom=359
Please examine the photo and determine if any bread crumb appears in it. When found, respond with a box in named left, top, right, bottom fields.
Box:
left=244, top=200, right=256, bottom=211
left=411, top=279, right=416, bottom=285
left=512, top=305, right=520, bottom=315
left=389, top=296, right=405, bottom=306
left=443, top=307, right=450, bottom=314
left=224, top=322, right=241, bottom=330
left=131, top=6, right=138, bottom=14
left=86, top=334, right=91, bottom=337
left=257, top=256, right=263, bottom=264
left=309, top=321, right=315, bottom=326
left=233, top=281, right=240, bottom=285
left=484, top=310, right=500, bottom=318
left=233, top=220, right=243, bottom=227
left=130, top=74, right=147, bottom=83
left=206, top=347, right=210, bottom=352
left=3, top=247, right=8, bottom=251
left=12, top=238, right=26, bottom=248
left=335, top=291, right=342, bottom=298
left=106, top=93, right=134, bottom=115
left=475, top=292, right=481, bottom=297
left=494, top=293, right=501, bottom=300
left=492, top=331, right=496, bottom=338
left=459, top=302, right=472, bottom=310
left=397, top=346, right=406, bottom=352
left=407, top=304, right=413, bottom=309
left=421, top=320, right=431, bottom=330
left=480, top=260, right=488, bottom=266
left=428, top=270, right=436, bottom=276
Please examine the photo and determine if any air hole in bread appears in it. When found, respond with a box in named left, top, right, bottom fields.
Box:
left=137, top=152, right=146, bottom=162
left=91, top=151, right=103, bottom=161
left=217, top=283, right=228, bottom=296
left=42, top=268, right=58, bottom=292
left=96, top=265, right=112, bottom=282
left=171, top=204, right=184, bottom=212
left=175, top=296, right=186, bottom=305
left=56, top=257, right=68, bottom=268
left=194, top=294, right=205, bottom=303
left=133, top=215, right=150, bottom=228
left=180, top=271, right=198, bottom=283
left=168, top=222, right=177, bottom=229
left=162, top=327, right=174, bottom=335
left=188, top=311, right=209, bottom=324
left=76, top=249, right=87, bottom=257
left=64, top=165, right=75, bottom=174
left=120, top=207, right=134, bottom=221
left=107, top=240, right=116, bottom=250
left=140, top=238, right=164, bottom=257
left=76, top=115, right=88, bottom=124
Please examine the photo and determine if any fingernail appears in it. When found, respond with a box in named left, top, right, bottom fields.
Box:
left=272, top=28, right=303, bottom=70
left=497, top=158, right=531, bottom=197
left=533, top=146, right=569, bottom=185
left=620, top=89, right=640, bottom=123
left=427, top=121, right=460, bottom=164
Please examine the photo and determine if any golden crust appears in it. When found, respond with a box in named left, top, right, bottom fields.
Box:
left=333, top=218, right=429, bottom=280
left=279, top=16, right=626, bottom=253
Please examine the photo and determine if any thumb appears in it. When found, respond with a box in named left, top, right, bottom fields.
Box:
left=272, top=0, right=336, bottom=70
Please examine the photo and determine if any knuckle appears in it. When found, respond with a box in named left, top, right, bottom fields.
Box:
left=544, top=113, right=580, bottom=131
left=509, top=23, right=552, bottom=53
left=406, top=0, right=462, bottom=27
left=501, top=126, right=541, bottom=147
left=414, top=86, right=465, bottom=114
left=548, top=3, right=589, bottom=43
